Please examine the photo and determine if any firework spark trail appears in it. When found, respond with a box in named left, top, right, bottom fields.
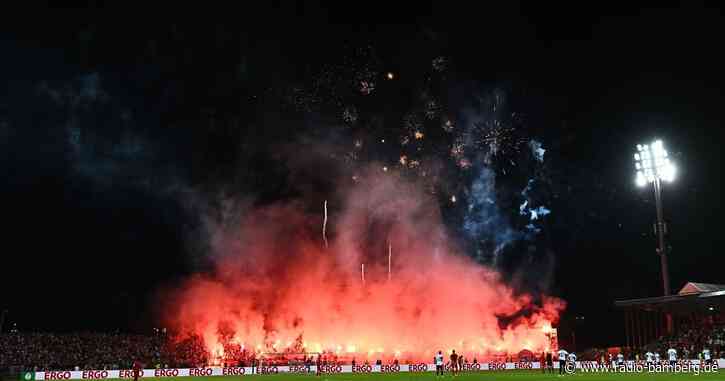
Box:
left=164, top=167, right=564, bottom=364
left=463, top=167, right=520, bottom=265
left=388, top=240, right=392, bottom=281
left=323, top=200, right=329, bottom=249
left=519, top=179, right=551, bottom=226
left=529, top=140, right=546, bottom=162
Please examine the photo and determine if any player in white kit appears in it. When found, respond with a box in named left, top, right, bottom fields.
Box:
left=434, top=351, right=444, bottom=377
left=703, top=348, right=712, bottom=365
left=557, top=349, right=568, bottom=375
left=667, top=347, right=677, bottom=367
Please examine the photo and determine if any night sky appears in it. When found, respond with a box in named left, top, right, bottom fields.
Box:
left=1, top=3, right=724, bottom=351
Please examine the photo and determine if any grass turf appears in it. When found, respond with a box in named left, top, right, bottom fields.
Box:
left=80, top=370, right=723, bottom=380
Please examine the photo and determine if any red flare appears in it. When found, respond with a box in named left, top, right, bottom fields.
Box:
left=161, top=168, right=564, bottom=364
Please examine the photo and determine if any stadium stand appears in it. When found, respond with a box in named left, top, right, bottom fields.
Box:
left=0, top=333, right=346, bottom=372
left=615, top=282, right=725, bottom=359
left=0, top=331, right=528, bottom=372
left=0, top=333, right=183, bottom=372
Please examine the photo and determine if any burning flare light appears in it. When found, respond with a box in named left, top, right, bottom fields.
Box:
left=163, top=168, right=564, bottom=364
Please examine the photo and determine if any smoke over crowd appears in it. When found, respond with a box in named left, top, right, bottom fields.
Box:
left=163, top=166, right=564, bottom=363
left=5, top=29, right=565, bottom=362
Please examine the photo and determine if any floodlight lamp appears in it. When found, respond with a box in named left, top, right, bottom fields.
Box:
left=636, top=171, right=647, bottom=187
left=634, top=139, right=677, bottom=185
left=662, top=163, right=676, bottom=182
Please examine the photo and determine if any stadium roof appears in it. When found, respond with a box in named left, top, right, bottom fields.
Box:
left=614, top=282, right=725, bottom=314
left=677, top=282, right=725, bottom=294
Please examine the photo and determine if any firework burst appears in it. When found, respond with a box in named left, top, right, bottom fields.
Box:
left=432, top=56, right=448, bottom=72
left=457, top=158, right=473, bottom=169
left=359, top=81, right=375, bottom=95
left=450, top=138, right=465, bottom=159
left=424, top=99, right=441, bottom=120
left=403, top=113, right=422, bottom=134
left=442, top=118, right=455, bottom=133
left=342, top=106, right=358, bottom=124
left=472, top=121, right=526, bottom=157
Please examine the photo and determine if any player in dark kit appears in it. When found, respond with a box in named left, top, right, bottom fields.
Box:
left=450, top=350, right=458, bottom=376
left=546, top=352, right=553, bottom=374
left=132, top=360, right=142, bottom=381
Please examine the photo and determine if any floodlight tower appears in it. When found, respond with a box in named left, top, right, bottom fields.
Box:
left=634, top=140, right=676, bottom=296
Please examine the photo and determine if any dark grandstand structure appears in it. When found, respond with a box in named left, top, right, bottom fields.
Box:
left=615, top=282, right=725, bottom=351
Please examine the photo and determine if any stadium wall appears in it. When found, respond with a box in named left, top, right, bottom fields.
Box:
left=33, top=362, right=535, bottom=379
left=30, top=360, right=725, bottom=379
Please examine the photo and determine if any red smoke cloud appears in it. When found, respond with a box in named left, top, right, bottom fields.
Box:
left=163, top=168, right=564, bottom=363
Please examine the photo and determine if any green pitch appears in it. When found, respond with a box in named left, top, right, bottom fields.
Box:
left=83, top=371, right=723, bottom=380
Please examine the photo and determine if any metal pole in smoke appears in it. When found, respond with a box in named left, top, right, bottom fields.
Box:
left=361, top=263, right=365, bottom=285
left=322, top=200, right=329, bottom=249
left=388, top=240, right=392, bottom=282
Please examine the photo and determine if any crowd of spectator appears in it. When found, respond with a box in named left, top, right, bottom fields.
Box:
left=644, top=323, right=725, bottom=360
left=24, top=328, right=725, bottom=372
left=0, top=332, right=362, bottom=371
left=576, top=323, right=725, bottom=362
left=1, top=332, right=537, bottom=372
left=0, top=333, right=181, bottom=371
left=546, top=322, right=725, bottom=363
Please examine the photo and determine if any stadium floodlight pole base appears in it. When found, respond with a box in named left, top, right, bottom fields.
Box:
left=653, top=178, right=674, bottom=334
left=653, top=177, right=671, bottom=297
left=635, top=141, right=676, bottom=335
